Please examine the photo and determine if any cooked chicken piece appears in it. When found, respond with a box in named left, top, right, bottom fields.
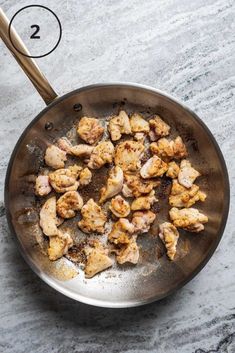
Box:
left=70, top=144, right=94, bottom=158
left=78, top=199, right=107, bottom=234
left=99, top=166, right=123, bottom=203
left=49, top=166, right=80, bottom=193
left=178, top=159, right=200, bottom=188
left=149, top=115, right=170, bottom=141
left=79, top=168, right=92, bottom=186
left=166, top=161, right=180, bottom=178
left=108, top=110, right=131, bottom=141
left=131, top=190, right=157, bottom=211
left=123, top=173, right=160, bottom=197
left=150, top=136, right=187, bottom=160
left=122, top=183, right=134, bottom=197
left=109, top=195, right=130, bottom=217
left=130, top=113, right=150, bottom=133
left=56, top=191, right=83, bottom=219
left=116, top=236, right=139, bottom=265
left=114, top=140, right=145, bottom=172
left=57, top=137, right=72, bottom=153
left=108, top=219, right=139, bottom=264
left=134, top=132, right=146, bottom=143
left=35, top=175, right=52, bottom=196
left=140, top=156, right=168, bottom=178
left=48, top=230, right=73, bottom=261
left=132, top=210, right=156, bottom=233
left=88, top=141, right=114, bottom=169
left=189, top=223, right=205, bottom=232
left=169, top=180, right=206, bottom=208
left=159, top=222, right=179, bottom=260
left=108, top=218, right=135, bottom=245
left=77, top=117, right=104, bottom=145
left=84, top=241, right=113, bottom=278
left=39, top=196, right=58, bottom=236
left=44, top=145, right=67, bottom=169
left=68, top=164, right=83, bottom=175
left=169, top=207, right=208, bottom=232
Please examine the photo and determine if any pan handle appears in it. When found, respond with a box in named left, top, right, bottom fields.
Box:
left=0, top=8, right=58, bottom=105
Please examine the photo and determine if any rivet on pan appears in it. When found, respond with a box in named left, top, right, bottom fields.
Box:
left=73, top=103, right=82, bottom=112
left=45, top=122, right=54, bottom=131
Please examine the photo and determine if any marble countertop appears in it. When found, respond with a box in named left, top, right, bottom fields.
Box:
left=0, top=0, right=234, bottom=352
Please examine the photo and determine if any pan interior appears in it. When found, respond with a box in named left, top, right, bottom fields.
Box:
left=5, top=84, right=229, bottom=307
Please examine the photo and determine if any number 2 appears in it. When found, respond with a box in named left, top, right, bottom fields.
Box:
left=30, top=24, right=40, bottom=39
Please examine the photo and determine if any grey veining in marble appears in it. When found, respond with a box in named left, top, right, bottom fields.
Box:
left=0, top=0, right=235, bottom=352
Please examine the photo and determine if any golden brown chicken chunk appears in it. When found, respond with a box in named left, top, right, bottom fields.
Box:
left=130, top=113, right=150, bottom=133
left=178, top=159, right=200, bottom=188
left=68, top=164, right=83, bottom=176
left=169, top=180, right=206, bottom=208
left=70, top=144, right=94, bottom=158
left=35, top=175, right=52, bottom=196
left=108, top=218, right=135, bottom=245
left=159, top=222, right=179, bottom=260
left=56, top=191, right=83, bottom=219
left=88, top=141, right=114, bottom=169
left=109, top=195, right=130, bottom=218
left=150, top=136, right=187, bottom=160
left=84, top=241, right=113, bottom=278
left=132, top=210, right=156, bottom=233
left=45, top=145, right=67, bottom=169
left=77, top=117, right=104, bottom=145
left=79, top=168, right=92, bottom=186
left=48, top=230, right=73, bottom=261
left=49, top=165, right=81, bottom=193
left=149, top=115, right=170, bottom=141
left=166, top=161, right=180, bottom=179
left=131, top=190, right=157, bottom=211
left=39, top=196, right=58, bottom=236
left=122, top=173, right=159, bottom=198
left=108, top=110, right=132, bottom=141
left=108, top=219, right=139, bottom=265
left=114, top=140, right=145, bottom=172
left=99, top=166, right=123, bottom=203
left=78, top=199, right=107, bottom=234
left=57, top=137, right=72, bottom=153
left=140, top=156, right=168, bottom=178
left=169, top=207, right=208, bottom=232
left=116, top=236, right=139, bottom=265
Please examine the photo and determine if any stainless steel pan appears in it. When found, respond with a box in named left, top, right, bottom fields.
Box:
left=0, top=8, right=229, bottom=308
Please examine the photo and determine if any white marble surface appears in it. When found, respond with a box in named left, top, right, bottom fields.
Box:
left=0, top=0, right=235, bottom=352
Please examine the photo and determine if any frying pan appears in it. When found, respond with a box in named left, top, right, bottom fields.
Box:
left=0, top=8, right=230, bottom=308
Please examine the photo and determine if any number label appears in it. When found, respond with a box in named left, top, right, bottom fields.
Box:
left=30, top=24, right=40, bottom=39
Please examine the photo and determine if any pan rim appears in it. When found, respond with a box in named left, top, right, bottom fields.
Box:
left=4, top=82, right=230, bottom=308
